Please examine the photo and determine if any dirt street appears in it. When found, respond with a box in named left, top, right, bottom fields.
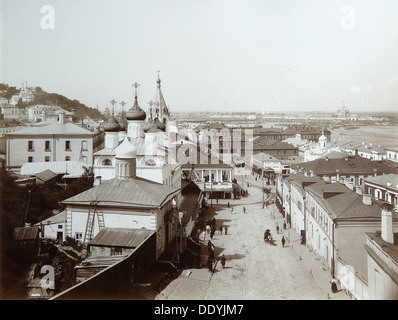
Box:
left=155, top=177, right=328, bottom=300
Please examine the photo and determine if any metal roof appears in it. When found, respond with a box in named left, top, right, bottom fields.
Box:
left=305, top=183, right=387, bottom=220
left=7, top=122, right=93, bottom=136
left=88, top=228, right=154, bottom=248
left=62, top=177, right=180, bottom=209
left=35, top=169, right=58, bottom=182
left=364, top=173, right=398, bottom=190
left=21, top=161, right=87, bottom=176
left=294, top=156, right=398, bottom=175
left=35, top=211, right=66, bottom=226
left=13, top=226, right=40, bottom=240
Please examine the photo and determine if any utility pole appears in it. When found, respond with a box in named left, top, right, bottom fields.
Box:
left=24, top=189, right=32, bottom=226
left=210, top=179, right=213, bottom=208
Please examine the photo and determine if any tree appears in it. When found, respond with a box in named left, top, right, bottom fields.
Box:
left=16, top=98, right=23, bottom=108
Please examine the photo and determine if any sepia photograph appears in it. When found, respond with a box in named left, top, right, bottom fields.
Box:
left=0, top=0, right=397, bottom=304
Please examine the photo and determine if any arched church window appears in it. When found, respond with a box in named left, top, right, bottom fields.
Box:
left=102, top=159, right=112, bottom=166
left=145, top=159, right=156, bottom=166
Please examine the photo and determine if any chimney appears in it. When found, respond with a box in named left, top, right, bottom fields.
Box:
left=362, top=193, right=372, bottom=206
left=355, top=185, right=363, bottom=195
left=381, top=203, right=394, bottom=244
left=59, top=112, right=65, bottom=124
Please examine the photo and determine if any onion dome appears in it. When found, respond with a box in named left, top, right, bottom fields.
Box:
left=126, top=95, right=146, bottom=121
left=119, top=116, right=128, bottom=131
left=103, top=115, right=121, bottom=132
left=154, top=117, right=166, bottom=131
left=115, top=137, right=137, bottom=158
left=143, top=118, right=159, bottom=133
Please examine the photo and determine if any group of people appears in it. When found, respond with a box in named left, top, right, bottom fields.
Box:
left=204, top=217, right=217, bottom=239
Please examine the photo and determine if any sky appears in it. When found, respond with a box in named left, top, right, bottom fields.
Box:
left=1, top=0, right=398, bottom=114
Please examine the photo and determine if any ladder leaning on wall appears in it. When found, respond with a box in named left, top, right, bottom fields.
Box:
left=82, top=200, right=105, bottom=247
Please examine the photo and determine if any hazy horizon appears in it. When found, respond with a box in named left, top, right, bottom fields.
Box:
left=1, top=0, right=398, bottom=114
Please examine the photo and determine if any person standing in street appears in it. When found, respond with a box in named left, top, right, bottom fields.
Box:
left=225, top=226, right=228, bottom=235
left=243, top=206, right=246, bottom=214
left=220, top=226, right=223, bottom=234
left=330, top=278, right=338, bottom=293
left=276, top=223, right=280, bottom=234
left=281, top=236, right=286, bottom=248
left=283, top=220, right=287, bottom=230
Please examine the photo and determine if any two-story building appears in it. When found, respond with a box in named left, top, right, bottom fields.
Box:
left=364, top=174, right=398, bottom=211
left=5, top=113, right=104, bottom=172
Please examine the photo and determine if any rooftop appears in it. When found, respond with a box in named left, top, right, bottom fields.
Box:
left=13, top=226, right=40, bottom=241
left=305, top=183, right=392, bottom=220
left=62, top=177, right=180, bottom=209
left=364, top=173, right=398, bottom=190
left=88, top=228, right=155, bottom=248
left=293, top=155, right=398, bottom=175
left=6, top=122, right=94, bottom=136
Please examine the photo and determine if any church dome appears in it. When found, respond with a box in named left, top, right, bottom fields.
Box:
left=126, top=96, right=146, bottom=121
left=143, top=118, right=159, bottom=133
left=103, top=116, right=121, bottom=132
left=115, top=137, right=137, bottom=158
left=154, top=117, right=166, bottom=131
left=119, top=116, right=128, bottom=131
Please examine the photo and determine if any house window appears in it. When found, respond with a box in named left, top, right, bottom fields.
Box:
left=81, top=140, right=88, bottom=151
left=28, top=156, right=33, bottom=163
left=45, top=141, right=51, bottom=151
left=45, top=156, right=50, bottom=162
left=111, top=247, right=123, bottom=256
left=75, top=232, right=83, bottom=242
left=65, top=156, right=71, bottom=161
left=28, top=141, right=34, bottom=151
left=58, top=225, right=63, bottom=229
left=65, top=141, right=71, bottom=151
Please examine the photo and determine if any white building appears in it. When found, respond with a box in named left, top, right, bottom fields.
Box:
left=93, top=77, right=181, bottom=190
left=61, top=136, right=181, bottom=259
left=5, top=113, right=104, bottom=172
left=386, top=147, right=398, bottom=163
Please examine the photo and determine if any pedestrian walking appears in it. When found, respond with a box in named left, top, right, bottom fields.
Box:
left=281, top=236, right=286, bottom=248
left=227, top=202, right=230, bottom=208
left=220, top=226, right=223, bottom=234
left=220, top=254, right=226, bottom=269
left=225, top=226, right=228, bottom=235
left=276, top=223, right=279, bottom=234
left=243, top=206, right=246, bottom=214
left=283, top=220, right=287, bottom=230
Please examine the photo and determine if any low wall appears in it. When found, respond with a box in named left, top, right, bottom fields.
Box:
left=336, top=257, right=369, bottom=300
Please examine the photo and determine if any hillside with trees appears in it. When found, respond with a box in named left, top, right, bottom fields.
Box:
left=0, top=83, right=105, bottom=121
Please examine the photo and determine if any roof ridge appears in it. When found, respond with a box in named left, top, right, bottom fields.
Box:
left=334, top=193, right=361, bottom=219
